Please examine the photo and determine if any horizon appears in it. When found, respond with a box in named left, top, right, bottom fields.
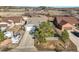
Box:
left=0, top=6, right=79, bottom=8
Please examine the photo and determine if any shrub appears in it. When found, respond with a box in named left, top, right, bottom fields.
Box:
left=61, top=30, right=69, bottom=43
left=0, top=32, right=4, bottom=42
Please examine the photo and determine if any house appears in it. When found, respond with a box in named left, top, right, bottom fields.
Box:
left=53, top=16, right=79, bottom=31
left=0, top=16, right=25, bottom=30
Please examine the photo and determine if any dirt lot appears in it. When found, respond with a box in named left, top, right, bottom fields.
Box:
left=35, top=40, right=77, bottom=52
left=0, top=12, right=25, bottom=16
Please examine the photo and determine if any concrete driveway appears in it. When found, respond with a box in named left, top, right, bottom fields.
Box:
left=10, top=31, right=37, bottom=52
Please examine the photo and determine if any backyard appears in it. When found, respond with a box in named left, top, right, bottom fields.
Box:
left=35, top=40, right=77, bottom=51
left=33, top=21, right=77, bottom=51
left=32, top=20, right=55, bottom=44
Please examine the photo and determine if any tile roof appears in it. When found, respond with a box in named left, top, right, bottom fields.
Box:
left=1, top=16, right=23, bottom=23
left=0, top=16, right=24, bottom=27
left=56, top=16, right=79, bottom=25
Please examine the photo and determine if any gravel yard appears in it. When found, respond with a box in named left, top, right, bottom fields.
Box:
left=35, top=40, right=77, bottom=52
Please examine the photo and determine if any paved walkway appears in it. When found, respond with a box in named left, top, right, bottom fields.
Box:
left=68, top=31, right=79, bottom=51
left=10, top=32, right=37, bottom=52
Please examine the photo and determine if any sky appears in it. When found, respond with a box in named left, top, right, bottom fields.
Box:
left=0, top=0, right=79, bottom=7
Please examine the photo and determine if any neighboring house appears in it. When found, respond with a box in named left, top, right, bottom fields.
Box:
left=53, top=16, right=79, bottom=31
left=0, top=16, right=25, bottom=30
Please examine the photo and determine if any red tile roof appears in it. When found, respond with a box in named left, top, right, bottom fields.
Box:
left=56, top=16, right=79, bottom=25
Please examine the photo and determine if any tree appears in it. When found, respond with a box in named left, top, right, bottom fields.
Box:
left=39, top=20, right=54, bottom=37
left=34, top=28, right=46, bottom=44
left=61, top=30, right=70, bottom=49
left=61, top=30, right=69, bottom=43
left=33, top=21, right=55, bottom=44
left=0, top=31, right=4, bottom=42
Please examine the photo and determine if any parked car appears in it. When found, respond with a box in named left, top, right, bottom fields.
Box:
left=71, top=31, right=79, bottom=37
